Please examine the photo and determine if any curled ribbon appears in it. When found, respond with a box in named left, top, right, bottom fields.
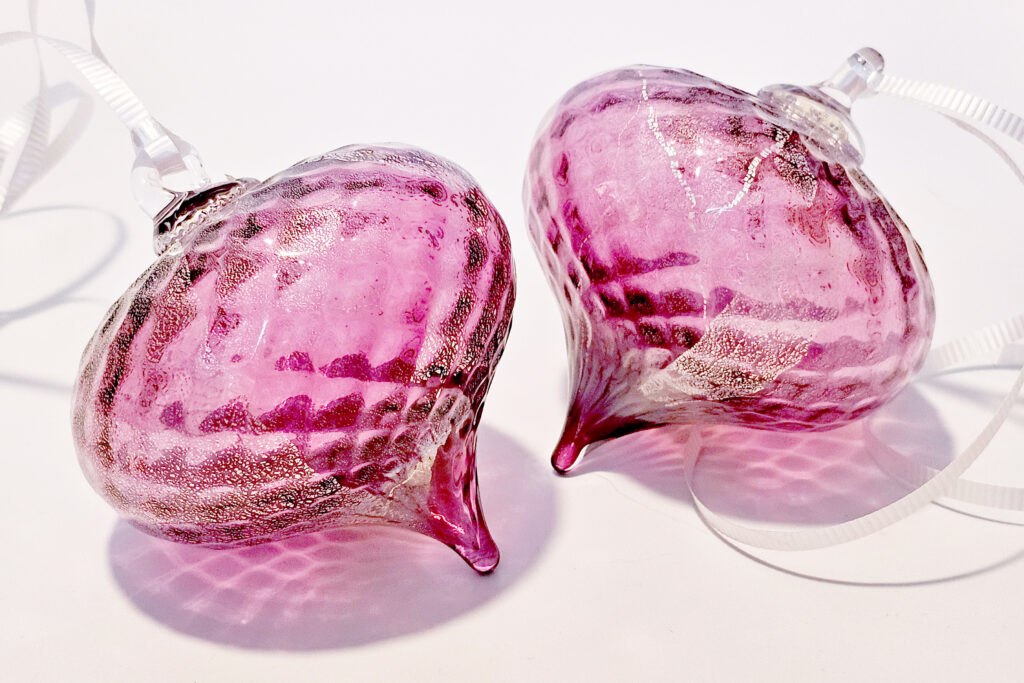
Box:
left=0, top=0, right=209, bottom=220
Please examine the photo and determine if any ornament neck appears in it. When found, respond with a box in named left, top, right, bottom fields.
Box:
left=758, top=48, right=886, bottom=166
left=152, top=178, right=255, bottom=254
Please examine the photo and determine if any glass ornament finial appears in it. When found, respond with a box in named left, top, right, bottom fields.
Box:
left=758, top=47, right=886, bottom=166
left=128, top=119, right=211, bottom=220
left=127, top=116, right=256, bottom=255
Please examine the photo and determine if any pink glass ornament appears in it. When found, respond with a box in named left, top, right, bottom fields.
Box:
left=525, top=60, right=934, bottom=473
left=73, top=144, right=514, bottom=573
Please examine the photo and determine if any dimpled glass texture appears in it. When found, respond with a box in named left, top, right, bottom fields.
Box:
left=525, top=67, right=934, bottom=472
left=73, top=145, right=515, bottom=573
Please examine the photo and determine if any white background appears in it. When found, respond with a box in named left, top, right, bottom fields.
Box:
left=2, top=0, right=1024, bottom=680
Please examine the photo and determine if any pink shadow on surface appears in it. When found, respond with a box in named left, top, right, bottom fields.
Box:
left=108, top=426, right=553, bottom=650
left=573, top=385, right=953, bottom=527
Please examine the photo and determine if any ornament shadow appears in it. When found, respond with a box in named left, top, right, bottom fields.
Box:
left=572, top=384, right=955, bottom=525
left=570, top=381, right=1024, bottom=584
left=108, top=425, right=554, bottom=650
left=0, top=204, right=127, bottom=331
left=692, top=385, right=956, bottom=526
left=0, top=205, right=127, bottom=396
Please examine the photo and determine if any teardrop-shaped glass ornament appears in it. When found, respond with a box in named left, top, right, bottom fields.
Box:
left=74, top=145, right=514, bottom=572
left=1, top=13, right=514, bottom=573
left=525, top=49, right=934, bottom=472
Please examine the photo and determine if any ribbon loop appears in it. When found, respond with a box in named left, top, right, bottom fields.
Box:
left=0, top=0, right=211, bottom=220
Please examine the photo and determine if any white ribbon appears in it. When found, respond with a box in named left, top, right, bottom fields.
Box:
left=0, top=0, right=208, bottom=220
left=688, top=71, right=1024, bottom=549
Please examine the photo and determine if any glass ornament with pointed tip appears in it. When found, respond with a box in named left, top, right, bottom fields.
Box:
left=72, top=137, right=513, bottom=571
left=524, top=50, right=934, bottom=473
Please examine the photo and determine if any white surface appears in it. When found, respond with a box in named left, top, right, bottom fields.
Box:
left=2, top=0, right=1024, bottom=680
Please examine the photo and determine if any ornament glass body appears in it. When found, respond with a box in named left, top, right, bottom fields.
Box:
left=524, top=67, right=934, bottom=472
left=73, top=145, right=514, bottom=572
